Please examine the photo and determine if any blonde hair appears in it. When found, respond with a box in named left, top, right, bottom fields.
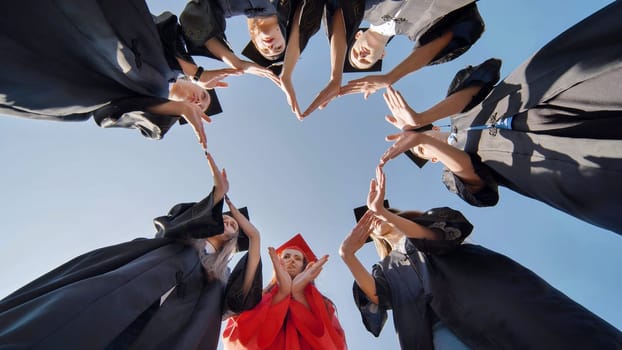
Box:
left=371, top=209, right=424, bottom=259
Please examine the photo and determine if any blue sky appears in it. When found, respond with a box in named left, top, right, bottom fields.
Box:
left=0, top=1, right=620, bottom=349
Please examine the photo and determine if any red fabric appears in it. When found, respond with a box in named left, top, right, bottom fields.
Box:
left=223, top=285, right=347, bottom=350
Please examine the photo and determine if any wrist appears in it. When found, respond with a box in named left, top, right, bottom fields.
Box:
left=193, top=66, right=204, bottom=81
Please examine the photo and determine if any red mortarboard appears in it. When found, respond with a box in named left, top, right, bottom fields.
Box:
left=276, top=233, right=317, bottom=262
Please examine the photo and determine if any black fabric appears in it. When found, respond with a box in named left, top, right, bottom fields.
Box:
left=0, top=0, right=187, bottom=139
left=0, top=189, right=263, bottom=350
left=447, top=1, right=622, bottom=234
left=419, top=2, right=485, bottom=65
left=353, top=207, right=622, bottom=350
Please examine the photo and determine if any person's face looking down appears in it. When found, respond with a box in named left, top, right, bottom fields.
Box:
left=280, top=248, right=305, bottom=278
left=249, top=16, right=285, bottom=60
left=218, top=214, right=239, bottom=241
left=170, top=79, right=211, bottom=111
left=349, top=30, right=386, bottom=69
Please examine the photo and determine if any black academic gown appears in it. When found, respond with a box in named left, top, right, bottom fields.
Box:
left=0, top=0, right=191, bottom=139
left=0, top=191, right=263, bottom=350
left=353, top=208, right=622, bottom=350
left=439, top=1, right=622, bottom=234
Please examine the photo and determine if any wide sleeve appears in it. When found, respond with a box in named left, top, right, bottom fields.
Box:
left=446, top=58, right=502, bottom=111
left=223, top=253, right=263, bottom=314
left=91, top=96, right=179, bottom=140
left=441, top=155, right=500, bottom=208
left=405, top=207, right=474, bottom=255
left=418, top=2, right=485, bottom=65
left=289, top=285, right=347, bottom=349
left=222, top=287, right=290, bottom=348
left=152, top=188, right=225, bottom=239
left=155, top=12, right=194, bottom=69
left=352, top=264, right=389, bottom=337
left=180, top=0, right=232, bottom=60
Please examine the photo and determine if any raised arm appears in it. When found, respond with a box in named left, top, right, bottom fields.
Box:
left=267, top=246, right=292, bottom=304
left=383, top=84, right=483, bottom=130
left=302, top=8, right=348, bottom=117
left=380, top=131, right=485, bottom=192
left=291, top=255, right=329, bottom=308
left=279, top=3, right=303, bottom=118
left=339, top=210, right=379, bottom=304
left=341, top=32, right=453, bottom=99
left=226, top=196, right=261, bottom=296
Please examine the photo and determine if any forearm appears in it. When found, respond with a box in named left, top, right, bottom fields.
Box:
left=280, top=5, right=302, bottom=80
left=241, top=234, right=261, bottom=296
left=205, top=38, right=241, bottom=68
left=328, top=8, right=347, bottom=82
left=175, top=57, right=199, bottom=78
left=386, top=31, right=453, bottom=84
left=340, top=253, right=378, bottom=304
left=376, top=209, right=438, bottom=240
left=417, top=85, right=482, bottom=125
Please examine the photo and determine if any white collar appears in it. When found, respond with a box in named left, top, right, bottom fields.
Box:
left=204, top=240, right=217, bottom=254
left=370, top=21, right=397, bottom=37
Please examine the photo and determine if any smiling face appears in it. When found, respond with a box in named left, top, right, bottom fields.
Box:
left=248, top=15, right=285, bottom=60
left=280, top=248, right=306, bottom=278
left=169, top=79, right=211, bottom=111
left=349, top=30, right=386, bottom=69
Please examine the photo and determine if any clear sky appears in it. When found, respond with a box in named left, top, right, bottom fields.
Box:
left=0, top=1, right=620, bottom=349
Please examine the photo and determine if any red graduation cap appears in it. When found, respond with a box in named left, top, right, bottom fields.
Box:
left=276, top=233, right=318, bottom=263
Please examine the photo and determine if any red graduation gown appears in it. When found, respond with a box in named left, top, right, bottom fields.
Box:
left=223, top=284, right=347, bottom=349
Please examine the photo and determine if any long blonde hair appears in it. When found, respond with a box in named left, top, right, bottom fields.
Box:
left=371, top=209, right=424, bottom=259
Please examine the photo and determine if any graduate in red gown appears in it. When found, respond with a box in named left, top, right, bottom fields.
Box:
left=223, top=233, right=347, bottom=350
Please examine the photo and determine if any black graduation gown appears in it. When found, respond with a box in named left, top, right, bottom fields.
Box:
left=0, top=0, right=191, bottom=139
left=439, top=1, right=622, bottom=234
left=353, top=208, right=622, bottom=350
left=0, top=191, right=263, bottom=350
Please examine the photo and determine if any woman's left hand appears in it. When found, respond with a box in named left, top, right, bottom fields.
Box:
left=196, top=68, right=242, bottom=89
left=279, top=76, right=301, bottom=119
left=340, top=74, right=393, bottom=99
left=291, top=255, right=329, bottom=294
left=301, top=79, right=342, bottom=118
left=339, top=210, right=374, bottom=257
left=379, top=131, right=423, bottom=166
left=205, top=152, right=228, bottom=201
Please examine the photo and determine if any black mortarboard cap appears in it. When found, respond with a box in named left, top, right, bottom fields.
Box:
left=223, top=206, right=250, bottom=251
left=353, top=200, right=390, bottom=242
left=241, top=41, right=284, bottom=76
left=204, top=89, right=223, bottom=116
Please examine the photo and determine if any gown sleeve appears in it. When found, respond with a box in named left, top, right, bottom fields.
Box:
left=223, top=253, right=263, bottom=315
left=405, top=207, right=474, bottom=255
left=418, top=2, right=485, bottom=65
left=152, top=188, right=225, bottom=239
left=352, top=264, right=390, bottom=337
left=91, top=96, right=179, bottom=140
left=154, top=12, right=195, bottom=69
left=441, top=155, right=500, bottom=208
left=180, top=0, right=232, bottom=60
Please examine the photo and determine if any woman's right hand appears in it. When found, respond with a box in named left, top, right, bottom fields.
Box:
left=196, top=68, right=243, bottom=89
left=383, top=86, right=424, bottom=130
left=234, top=60, right=281, bottom=87
left=339, top=210, right=375, bottom=258
left=367, top=166, right=388, bottom=214
left=279, top=76, right=301, bottom=119
left=269, top=247, right=292, bottom=295
left=205, top=152, right=228, bottom=202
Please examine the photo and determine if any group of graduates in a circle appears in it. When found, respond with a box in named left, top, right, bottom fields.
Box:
left=1, top=0, right=622, bottom=349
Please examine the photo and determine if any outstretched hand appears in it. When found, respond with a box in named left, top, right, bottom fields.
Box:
left=380, top=131, right=423, bottom=166
left=340, top=74, right=393, bottom=99
left=269, top=247, right=292, bottom=295
left=196, top=68, right=242, bottom=89
left=205, top=152, right=228, bottom=201
left=235, top=60, right=281, bottom=87
left=384, top=86, right=424, bottom=130
left=179, top=101, right=212, bottom=150
left=292, top=255, right=329, bottom=294
left=279, top=76, right=302, bottom=119
left=301, top=79, right=342, bottom=118
left=367, top=166, right=387, bottom=214
left=340, top=210, right=375, bottom=257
